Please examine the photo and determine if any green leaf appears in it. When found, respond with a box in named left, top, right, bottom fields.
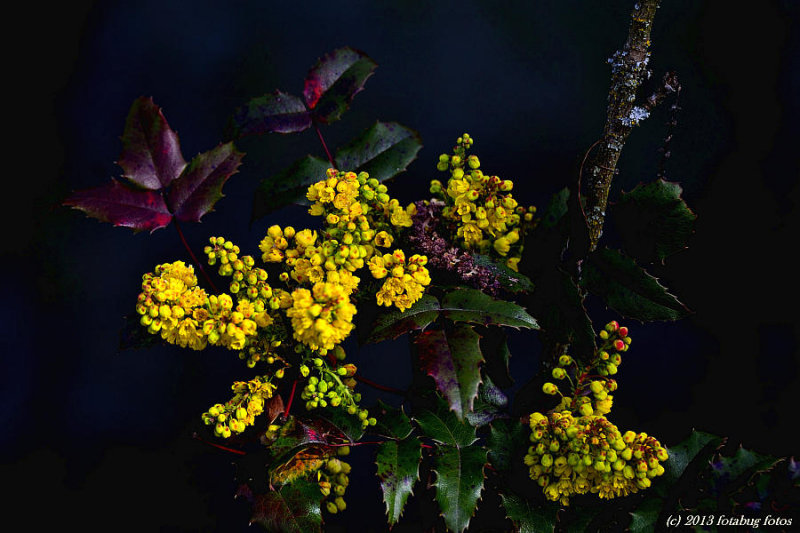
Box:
left=663, top=430, right=725, bottom=484
left=229, top=90, right=312, bottom=138
left=479, top=327, right=514, bottom=388
left=465, top=375, right=508, bottom=428
left=303, top=46, right=377, bottom=124
left=363, top=294, right=440, bottom=344
left=612, top=179, right=697, bottom=264
left=245, top=478, right=322, bottom=533
left=709, top=445, right=782, bottom=496
left=414, top=400, right=477, bottom=448
left=471, top=253, right=535, bottom=294
left=432, top=444, right=487, bottom=533
left=527, top=267, right=596, bottom=362
left=416, top=325, right=484, bottom=420
left=628, top=496, right=662, bottom=533
left=334, top=121, right=422, bottom=181
left=500, top=492, right=558, bottom=533
left=252, top=155, right=331, bottom=221
left=487, top=418, right=527, bottom=472
left=441, top=288, right=538, bottom=329
left=376, top=437, right=421, bottom=525
left=372, top=400, right=414, bottom=440
left=311, top=405, right=365, bottom=443
left=583, top=247, right=690, bottom=322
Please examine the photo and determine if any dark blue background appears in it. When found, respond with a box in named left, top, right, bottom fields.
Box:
left=4, top=0, right=799, bottom=530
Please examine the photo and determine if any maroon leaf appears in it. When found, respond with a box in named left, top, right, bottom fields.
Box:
left=117, top=96, right=186, bottom=190
left=303, top=46, right=377, bottom=123
left=230, top=90, right=312, bottom=138
left=167, top=142, right=244, bottom=223
left=64, top=179, right=172, bottom=233
left=416, top=325, right=484, bottom=420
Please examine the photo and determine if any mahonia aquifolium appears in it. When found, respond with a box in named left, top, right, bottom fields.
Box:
left=430, top=134, right=537, bottom=272
left=201, top=376, right=277, bottom=437
left=524, top=322, right=668, bottom=505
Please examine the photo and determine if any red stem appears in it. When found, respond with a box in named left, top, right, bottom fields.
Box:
left=192, top=432, right=246, bottom=455
left=284, top=379, right=298, bottom=418
left=173, top=217, right=219, bottom=293
left=314, top=122, right=336, bottom=168
left=354, top=375, right=406, bottom=395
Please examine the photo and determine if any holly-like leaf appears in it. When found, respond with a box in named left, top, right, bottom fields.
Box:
left=252, top=155, right=331, bottom=221
left=244, top=478, right=322, bottom=533
left=303, top=47, right=377, bottom=124
left=612, top=179, right=697, bottom=264
left=167, top=142, right=244, bottom=223
left=628, top=496, right=662, bottom=533
left=310, top=405, right=365, bottom=443
left=271, top=449, right=327, bottom=486
left=663, top=430, right=725, bottom=485
left=363, top=294, right=440, bottom=344
left=376, top=437, right=422, bottom=526
left=414, top=400, right=477, bottom=448
left=372, top=400, right=414, bottom=440
left=63, top=179, right=172, bottom=233
left=229, top=90, right=311, bottom=138
left=500, top=492, right=558, bottom=533
left=528, top=267, right=596, bottom=363
left=264, top=395, right=285, bottom=425
left=465, top=375, right=508, bottom=428
left=334, top=121, right=422, bottom=181
left=416, top=325, right=484, bottom=421
left=269, top=417, right=333, bottom=465
left=471, top=254, right=534, bottom=294
left=479, top=327, right=514, bottom=388
left=583, top=247, right=690, bottom=322
left=432, top=444, right=487, bottom=533
left=441, top=288, right=538, bottom=329
left=487, top=418, right=527, bottom=472
left=117, top=96, right=186, bottom=190
left=709, top=446, right=783, bottom=497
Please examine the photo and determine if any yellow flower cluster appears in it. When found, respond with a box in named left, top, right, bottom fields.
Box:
left=285, top=281, right=357, bottom=353
left=201, top=375, right=277, bottom=438
left=368, top=249, right=431, bottom=311
left=430, top=133, right=536, bottom=271
left=524, top=411, right=668, bottom=505
left=136, top=261, right=209, bottom=350
left=526, top=321, right=667, bottom=504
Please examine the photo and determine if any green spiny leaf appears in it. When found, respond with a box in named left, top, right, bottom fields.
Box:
left=252, top=155, right=331, bottom=221
left=334, top=121, right=422, bottom=181
left=363, top=294, right=440, bottom=344
left=413, top=399, right=477, bottom=448
left=465, top=375, right=508, bottom=428
left=471, top=253, right=534, bottom=295
left=583, top=247, right=690, bottom=322
left=229, top=90, right=312, bottom=138
left=376, top=437, right=422, bottom=526
left=487, top=418, right=527, bottom=473
left=432, top=444, right=487, bottom=533
left=416, top=325, right=484, bottom=421
left=244, top=478, right=322, bottom=533
left=441, top=288, right=538, bottom=329
left=612, top=178, right=697, bottom=264
left=500, top=492, right=558, bottom=533
left=372, top=400, right=414, bottom=440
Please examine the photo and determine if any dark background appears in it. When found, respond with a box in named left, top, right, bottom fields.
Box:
left=3, top=0, right=798, bottom=530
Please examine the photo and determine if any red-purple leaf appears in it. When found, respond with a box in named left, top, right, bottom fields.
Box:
left=230, top=90, right=312, bottom=138
left=416, top=325, right=484, bottom=421
left=117, top=97, right=186, bottom=190
left=167, top=142, right=244, bottom=223
left=64, top=179, right=172, bottom=233
left=303, top=47, right=377, bottom=124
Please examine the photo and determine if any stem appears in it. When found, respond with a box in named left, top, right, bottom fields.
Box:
left=192, top=432, right=246, bottom=455
left=314, top=122, right=336, bottom=168
left=583, top=0, right=662, bottom=251
left=284, top=379, right=298, bottom=418
left=354, top=375, right=406, bottom=395
left=173, top=217, right=219, bottom=293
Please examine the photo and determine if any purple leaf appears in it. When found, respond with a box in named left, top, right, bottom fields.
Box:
left=167, top=142, right=244, bottom=223
left=64, top=179, right=172, bottom=233
left=117, top=97, right=186, bottom=190
left=230, top=90, right=312, bottom=138
left=303, top=46, right=377, bottom=124
left=416, top=325, right=484, bottom=421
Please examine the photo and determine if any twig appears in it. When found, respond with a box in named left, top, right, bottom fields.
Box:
left=355, top=375, right=406, bottom=395
left=314, top=122, right=336, bottom=168
left=173, top=217, right=219, bottom=293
